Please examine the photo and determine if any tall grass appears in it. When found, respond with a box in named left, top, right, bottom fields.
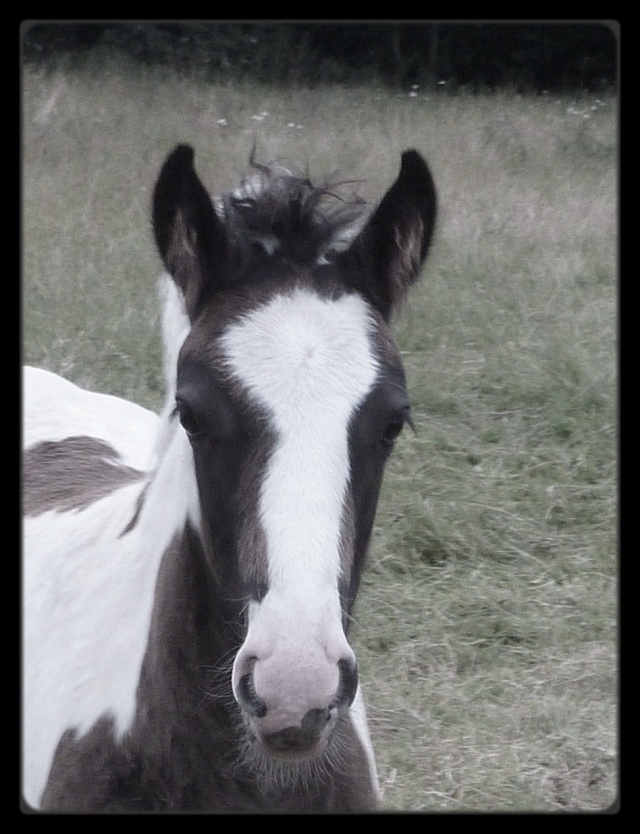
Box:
left=22, top=59, right=617, bottom=811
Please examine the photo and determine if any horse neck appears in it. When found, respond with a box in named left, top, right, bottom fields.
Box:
left=135, top=424, right=241, bottom=692
left=140, top=527, right=236, bottom=697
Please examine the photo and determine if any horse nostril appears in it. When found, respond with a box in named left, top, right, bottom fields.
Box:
left=237, top=672, right=267, bottom=718
left=303, top=707, right=332, bottom=733
left=331, top=657, right=358, bottom=711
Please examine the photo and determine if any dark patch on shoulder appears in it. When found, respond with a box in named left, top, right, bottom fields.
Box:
left=23, top=436, right=146, bottom=517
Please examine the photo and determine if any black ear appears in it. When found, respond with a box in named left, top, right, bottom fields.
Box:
left=152, top=145, right=229, bottom=320
left=343, top=150, right=437, bottom=321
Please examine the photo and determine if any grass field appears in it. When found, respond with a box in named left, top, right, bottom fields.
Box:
left=22, top=58, right=618, bottom=812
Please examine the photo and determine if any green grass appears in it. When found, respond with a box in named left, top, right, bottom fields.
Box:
left=22, top=59, right=617, bottom=812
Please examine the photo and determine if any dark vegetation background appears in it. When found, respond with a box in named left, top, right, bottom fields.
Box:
left=22, top=21, right=617, bottom=92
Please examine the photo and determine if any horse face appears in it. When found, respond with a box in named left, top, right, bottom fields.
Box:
left=155, top=145, right=436, bottom=761
left=175, top=282, right=411, bottom=759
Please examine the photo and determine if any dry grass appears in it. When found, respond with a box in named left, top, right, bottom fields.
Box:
left=22, top=59, right=618, bottom=812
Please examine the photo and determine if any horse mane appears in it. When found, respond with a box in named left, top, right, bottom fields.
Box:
left=219, top=153, right=370, bottom=268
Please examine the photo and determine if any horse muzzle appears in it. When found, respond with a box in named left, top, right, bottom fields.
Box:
left=233, top=650, right=359, bottom=761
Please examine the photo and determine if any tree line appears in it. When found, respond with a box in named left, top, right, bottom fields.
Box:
left=22, top=22, right=617, bottom=92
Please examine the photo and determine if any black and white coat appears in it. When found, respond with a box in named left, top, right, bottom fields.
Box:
left=23, top=146, right=436, bottom=812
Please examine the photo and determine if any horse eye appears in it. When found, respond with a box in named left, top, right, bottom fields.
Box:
left=381, top=418, right=405, bottom=449
left=175, top=399, right=203, bottom=438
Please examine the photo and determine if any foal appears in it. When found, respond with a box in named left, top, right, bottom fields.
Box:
left=23, top=146, right=436, bottom=811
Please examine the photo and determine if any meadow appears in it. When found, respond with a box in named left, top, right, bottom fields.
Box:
left=22, top=58, right=617, bottom=812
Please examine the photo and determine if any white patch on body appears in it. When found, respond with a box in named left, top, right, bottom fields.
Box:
left=22, top=368, right=200, bottom=809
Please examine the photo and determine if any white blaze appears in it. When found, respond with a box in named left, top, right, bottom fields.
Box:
left=220, top=288, right=378, bottom=604
left=224, top=288, right=379, bottom=728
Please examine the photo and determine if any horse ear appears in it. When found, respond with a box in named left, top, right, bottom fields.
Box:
left=343, top=150, right=437, bottom=321
left=152, top=145, right=229, bottom=320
